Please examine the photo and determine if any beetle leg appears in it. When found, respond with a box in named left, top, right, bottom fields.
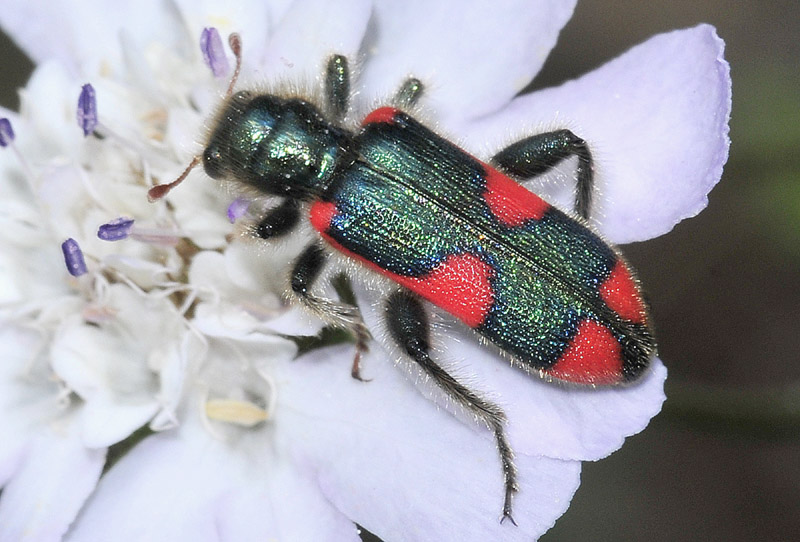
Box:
left=385, top=290, right=519, bottom=524
left=491, top=130, right=594, bottom=220
left=394, top=77, right=424, bottom=109
left=254, top=199, right=300, bottom=239
left=290, top=242, right=370, bottom=380
left=325, top=55, right=350, bottom=122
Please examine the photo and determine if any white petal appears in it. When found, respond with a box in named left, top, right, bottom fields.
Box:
left=359, top=0, right=577, bottom=124
left=223, top=240, right=303, bottom=296
left=0, top=0, right=187, bottom=77
left=80, top=395, right=160, bottom=448
left=18, top=61, right=83, bottom=160
left=462, top=25, right=731, bottom=243
left=254, top=0, right=372, bottom=84
left=0, top=417, right=105, bottom=542
left=211, top=466, right=361, bottom=542
left=260, top=305, right=326, bottom=335
left=188, top=243, right=327, bottom=337
left=170, top=0, right=291, bottom=72
left=444, top=331, right=667, bottom=460
left=50, top=317, right=151, bottom=401
left=99, top=255, right=173, bottom=291
left=0, top=445, right=25, bottom=490
left=148, top=333, right=198, bottom=432
left=165, top=182, right=232, bottom=251
left=354, top=285, right=666, bottom=461
left=0, top=327, right=64, bottom=485
left=0, top=231, right=69, bottom=309
left=280, top=346, right=581, bottom=540
left=68, top=413, right=360, bottom=542
left=48, top=288, right=193, bottom=446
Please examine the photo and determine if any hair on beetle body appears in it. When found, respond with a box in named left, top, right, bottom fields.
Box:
left=149, top=32, right=656, bottom=524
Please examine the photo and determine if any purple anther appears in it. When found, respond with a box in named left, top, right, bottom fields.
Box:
left=97, top=217, right=135, bottom=241
left=201, top=27, right=230, bottom=78
left=62, top=238, right=88, bottom=277
left=0, top=118, right=14, bottom=147
left=227, top=197, right=250, bottom=223
left=77, top=84, right=98, bottom=136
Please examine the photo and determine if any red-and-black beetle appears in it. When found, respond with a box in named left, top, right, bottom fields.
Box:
left=151, top=33, right=655, bottom=523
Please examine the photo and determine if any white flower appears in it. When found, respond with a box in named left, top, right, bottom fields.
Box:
left=0, top=1, right=730, bottom=541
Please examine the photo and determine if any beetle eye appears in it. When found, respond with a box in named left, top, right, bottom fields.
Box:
left=203, top=145, right=225, bottom=179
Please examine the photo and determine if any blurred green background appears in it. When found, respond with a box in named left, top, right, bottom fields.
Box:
left=1, top=1, right=798, bottom=540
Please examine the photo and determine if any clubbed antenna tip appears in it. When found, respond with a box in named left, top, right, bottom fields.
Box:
left=148, top=155, right=201, bottom=202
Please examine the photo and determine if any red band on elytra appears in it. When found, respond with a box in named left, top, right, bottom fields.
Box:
left=362, top=107, right=400, bottom=126
left=313, top=222, right=496, bottom=329
left=391, top=252, right=495, bottom=328
left=599, top=260, right=646, bottom=324
left=309, top=200, right=338, bottom=233
left=483, top=166, right=550, bottom=227
left=545, top=318, right=623, bottom=385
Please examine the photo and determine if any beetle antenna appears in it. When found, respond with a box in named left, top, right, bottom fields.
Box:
left=147, top=155, right=201, bottom=201
left=226, top=33, right=242, bottom=97
left=149, top=33, right=243, bottom=202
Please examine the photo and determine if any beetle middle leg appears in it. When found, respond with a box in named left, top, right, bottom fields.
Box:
left=290, top=242, right=370, bottom=380
left=491, top=130, right=594, bottom=219
left=385, top=290, right=519, bottom=524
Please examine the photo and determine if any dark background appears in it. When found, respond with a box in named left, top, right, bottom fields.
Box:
left=2, top=1, right=798, bottom=540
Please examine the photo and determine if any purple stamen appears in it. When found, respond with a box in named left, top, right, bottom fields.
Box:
left=0, top=118, right=14, bottom=147
left=227, top=197, right=250, bottom=223
left=201, top=27, right=230, bottom=78
left=62, top=238, right=88, bottom=277
left=77, top=84, right=98, bottom=136
left=97, top=217, right=135, bottom=241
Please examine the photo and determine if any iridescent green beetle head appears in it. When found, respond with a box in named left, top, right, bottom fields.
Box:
left=146, top=32, right=346, bottom=204
left=203, top=91, right=345, bottom=200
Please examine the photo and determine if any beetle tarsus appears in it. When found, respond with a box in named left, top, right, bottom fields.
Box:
left=385, top=290, right=519, bottom=522
left=290, top=242, right=372, bottom=376
left=350, top=346, right=371, bottom=382
left=495, top=423, right=519, bottom=526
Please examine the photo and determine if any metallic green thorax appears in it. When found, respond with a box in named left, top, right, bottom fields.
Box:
left=204, top=91, right=349, bottom=199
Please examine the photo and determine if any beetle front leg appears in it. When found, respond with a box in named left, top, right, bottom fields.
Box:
left=492, top=130, right=594, bottom=220
left=254, top=199, right=300, bottom=239
left=291, top=242, right=370, bottom=380
left=385, top=290, right=519, bottom=524
left=325, top=55, right=350, bottom=122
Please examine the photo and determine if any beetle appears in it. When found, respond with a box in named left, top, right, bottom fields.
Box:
left=150, top=33, right=656, bottom=524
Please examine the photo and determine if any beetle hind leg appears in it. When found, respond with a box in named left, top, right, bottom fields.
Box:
left=385, top=290, right=519, bottom=524
left=491, top=130, right=594, bottom=220
left=291, top=242, right=370, bottom=380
